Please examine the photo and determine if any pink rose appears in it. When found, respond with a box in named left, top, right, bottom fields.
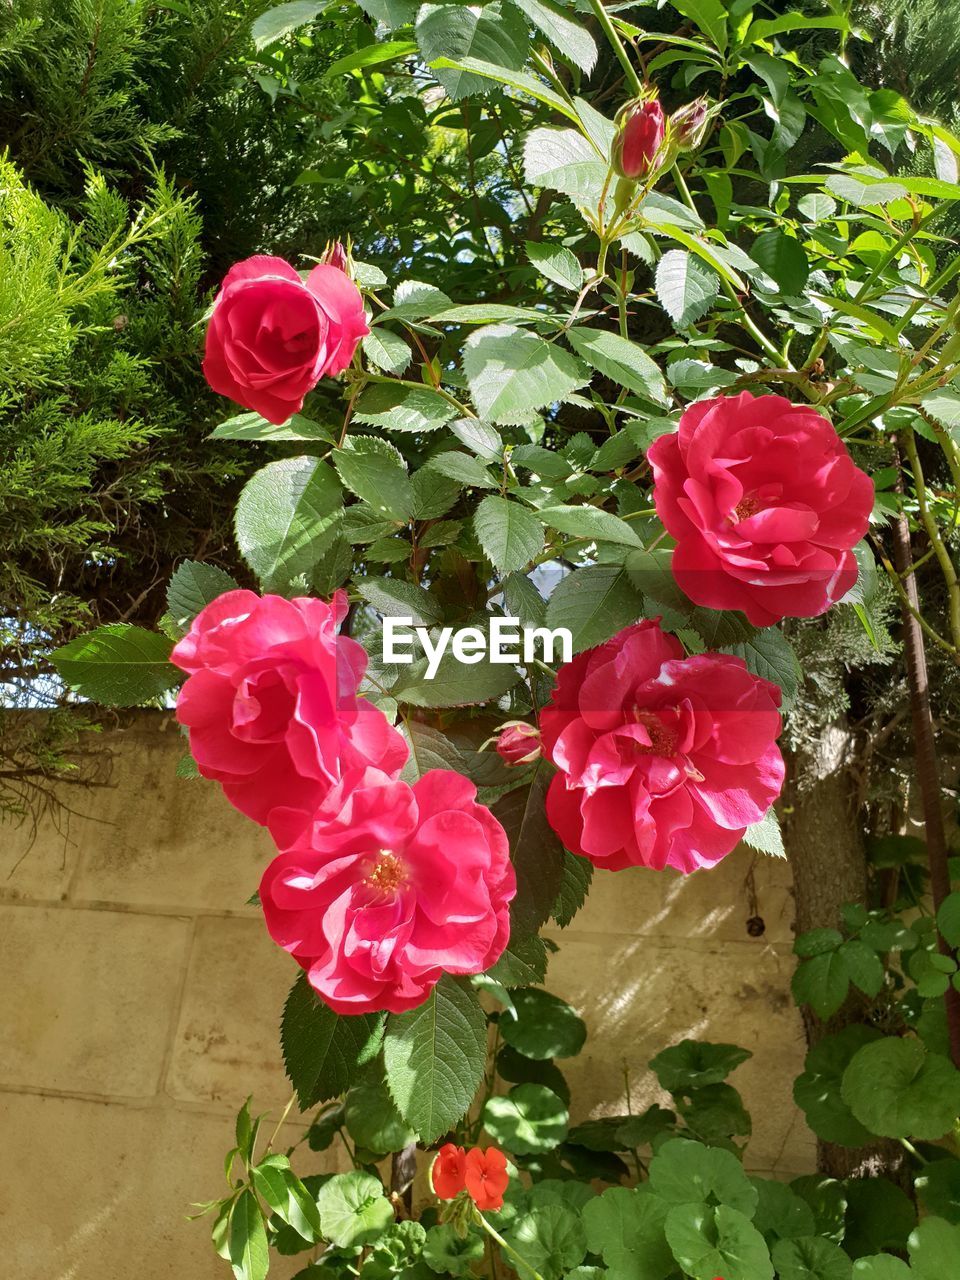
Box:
left=202, top=255, right=369, bottom=424
left=540, top=620, right=784, bottom=874
left=261, top=770, right=516, bottom=1014
left=612, top=99, right=666, bottom=179
left=171, top=590, right=407, bottom=827
left=494, top=721, right=541, bottom=767
left=647, top=392, right=874, bottom=627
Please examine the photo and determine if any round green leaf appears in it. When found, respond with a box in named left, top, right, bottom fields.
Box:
left=771, top=1235, right=853, bottom=1280
left=581, top=1185, right=674, bottom=1280
left=650, top=1040, right=752, bottom=1091
left=843, top=1177, right=916, bottom=1259
left=750, top=1177, right=816, bottom=1242
left=316, top=1171, right=394, bottom=1248
left=502, top=1203, right=587, bottom=1280
left=909, top=1215, right=960, bottom=1278
left=841, top=1037, right=960, bottom=1140
left=664, top=1203, right=773, bottom=1280
left=793, top=1026, right=881, bottom=1148
left=482, top=1083, right=569, bottom=1154
left=916, top=1157, right=960, bottom=1223
left=422, top=1223, right=485, bottom=1276
left=499, top=988, right=587, bottom=1060
left=852, top=1259, right=911, bottom=1280
left=649, top=1138, right=758, bottom=1217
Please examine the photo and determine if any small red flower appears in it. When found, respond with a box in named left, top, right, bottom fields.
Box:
left=612, top=98, right=665, bottom=179
left=432, top=1143, right=467, bottom=1199
left=464, top=1146, right=509, bottom=1211
left=494, top=721, right=541, bottom=767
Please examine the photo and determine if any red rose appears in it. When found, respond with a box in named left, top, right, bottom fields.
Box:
left=260, top=770, right=516, bottom=1015
left=494, top=721, right=541, bottom=767
left=202, top=255, right=369, bottom=424
left=540, top=620, right=784, bottom=874
left=647, top=392, right=874, bottom=626
left=464, top=1147, right=509, bottom=1211
left=612, top=99, right=665, bottom=179
left=171, top=590, right=406, bottom=828
left=432, top=1144, right=467, bottom=1199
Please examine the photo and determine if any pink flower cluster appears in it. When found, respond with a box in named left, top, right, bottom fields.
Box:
left=172, top=590, right=515, bottom=1015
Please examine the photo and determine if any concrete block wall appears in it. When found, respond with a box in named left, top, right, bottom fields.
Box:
left=0, top=713, right=814, bottom=1279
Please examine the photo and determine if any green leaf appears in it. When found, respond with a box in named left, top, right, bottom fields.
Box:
left=450, top=417, right=504, bottom=461
left=921, top=388, right=960, bottom=430
left=229, top=1189, right=269, bottom=1280
left=565, top=326, right=670, bottom=405
left=428, top=55, right=580, bottom=121
left=380, top=279, right=451, bottom=322
left=537, top=503, right=642, bottom=548
left=383, top=975, right=488, bottom=1143
left=841, top=1037, right=960, bottom=1140
left=825, top=173, right=909, bottom=207
left=909, top=1216, right=960, bottom=1279
left=793, top=1027, right=882, bottom=1149
left=494, top=762, right=567, bottom=936
left=742, top=807, right=786, bottom=858
left=851, top=1259, right=911, bottom=1280
left=316, top=1171, right=394, bottom=1249
left=345, top=1076, right=416, bottom=1153
left=334, top=437, right=413, bottom=520
left=670, top=0, right=728, bottom=50
left=281, top=972, right=386, bottom=1108
left=487, top=933, right=549, bottom=987
left=416, top=1, right=529, bottom=100
left=665, top=1203, right=773, bottom=1280
left=210, top=410, right=337, bottom=443
left=771, top=1236, right=852, bottom=1280
left=751, top=1177, right=816, bottom=1242
left=838, top=939, right=884, bottom=997
left=357, top=576, right=444, bottom=626
left=649, top=1138, right=758, bottom=1216
left=551, top=850, right=593, bottom=928
left=650, top=1041, right=752, bottom=1091
left=751, top=231, right=810, bottom=296
left=844, top=1177, right=916, bottom=1259
left=353, top=382, right=455, bottom=433
left=251, top=1155, right=322, bottom=1242
left=424, top=450, right=498, bottom=489
left=916, top=1159, right=960, bottom=1223
left=524, top=127, right=608, bottom=206
left=252, top=0, right=323, bottom=49
left=744, top=13, right=849, bottom=43
left=482, top=1083, right=569, bottom=1154
left=654, top=249, right=719, bottom=327
left=235, top=456, right=342, bottom=588
left=423, top=1223, right=485, bottom=1276
left=325, top=39, right=417, bottom=78
left=463, top=324, right=587, bottom=424
left=166, top=561, right=239, bottom=636
left=474, top=495, right=545, bottom=574
left=499, top=987, right=586, bottom=1060
left=792, top=952, right=850, bottom=1020
left=544, top=565, right=642, bottom=653
left=938, top=891, right=960, bottom=947
left=512, top=0, right=597, bottom=72
left=582, top=1186, right=674, bottom=1280
left=526, top=240, right=583, bottom=292
left=362, top=328, right=412, bottom=376
left=412, top=468, right=461, bottom=520
left=51, top=625, right=178, bottom=707
left=724, top=628, right=801, bottom=708
left=502, top=1203, right=588, bottom=1280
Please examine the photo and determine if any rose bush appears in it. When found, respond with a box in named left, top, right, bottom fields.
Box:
left=541, top=620, right=784, bottom=873
left=648, top=393, right=874, bottom=626
left=202, top=255, right=368, bottom=424
left=260, top=769, right=515, bottom=1013
left=171, top=590, right=406, bottom=826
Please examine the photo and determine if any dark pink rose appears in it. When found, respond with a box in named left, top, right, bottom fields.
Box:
left=494, top=721, right=541, bottom=767
left=171, top=590, right=406, bottom=827
left=540, top=620, right=784, bottom=874
left=647, top=392, right=874, bottom=627
left=612, top=99, right=665, bottom=179
left=202, top=255, right=369, bottom=424
left=260, top=770, right=516, bottom=1014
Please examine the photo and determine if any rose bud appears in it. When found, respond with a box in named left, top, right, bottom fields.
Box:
left=494, top=721, right=541, bottom=767
left=321, top=240, right=349, bottom=272
left=671, top=97, right=710, bottom=151
left=611, top=98, right=666, bottom=180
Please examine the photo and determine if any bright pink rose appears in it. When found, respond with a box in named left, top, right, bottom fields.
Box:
left=171, top=590, right=406, bottom=827
left=647, top=392, right=874, bottom=627
left=540, top=620, right=784, bottom=874
left=203, top=255, right=369, bottom=424
left=260, top=770, right=516, bottom=1014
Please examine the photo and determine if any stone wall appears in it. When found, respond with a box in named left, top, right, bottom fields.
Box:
left=0, top=713, right=814, bottom=1279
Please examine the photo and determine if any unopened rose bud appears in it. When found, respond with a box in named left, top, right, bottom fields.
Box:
left=611, top=98, right=666, bottom=180
left=494, top=721, right=541, bottom=767
left=671, top=97, right=710, bottom=151
left=321, top=241, right=348, bottom=272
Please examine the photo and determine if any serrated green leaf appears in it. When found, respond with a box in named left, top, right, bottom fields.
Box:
left=416, top=1, right=529, bottom=100
left=494, top=762, right=566, bottom=936
left=474, top=495, right=545, bottom=574
left=565, top=326, right=670, bottom=405
left=524, top=127, right=608, bottom=205
left=424, top=450, right=498, bottom=489
left=51, top=625, right=178, bottom=707
left=281, top=972, right=385, bottom=1108
left=464, top=323, right=587, bottom=424
left=537, top=503, right=642, bottom=547
left=654, top=248, right=719, bottom=327
left=357, top=576, right=444, bottom=626
left=353, top=382, right=455, bottom=433
left=252, top=0, right=323, bottom=49
left=512, top=0, right=597, bottom=71
left=526, top=240, right=583, bottom=291
left=742, top=807, right=785, bottom=858
left=362, top=328, right=412, bottom=376
left=235, top=456, right=342, bottom=588
left=751, top=231, right=810, bottom=296
left=166, top=561, right=239, bottom=636
left=334, top=437, right=412, bottom=520
left=383, top=976, right=487, bottom=1142
left=544, top=565, right=642, bottom=652
left=210, top=410, right=337, bottom=443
